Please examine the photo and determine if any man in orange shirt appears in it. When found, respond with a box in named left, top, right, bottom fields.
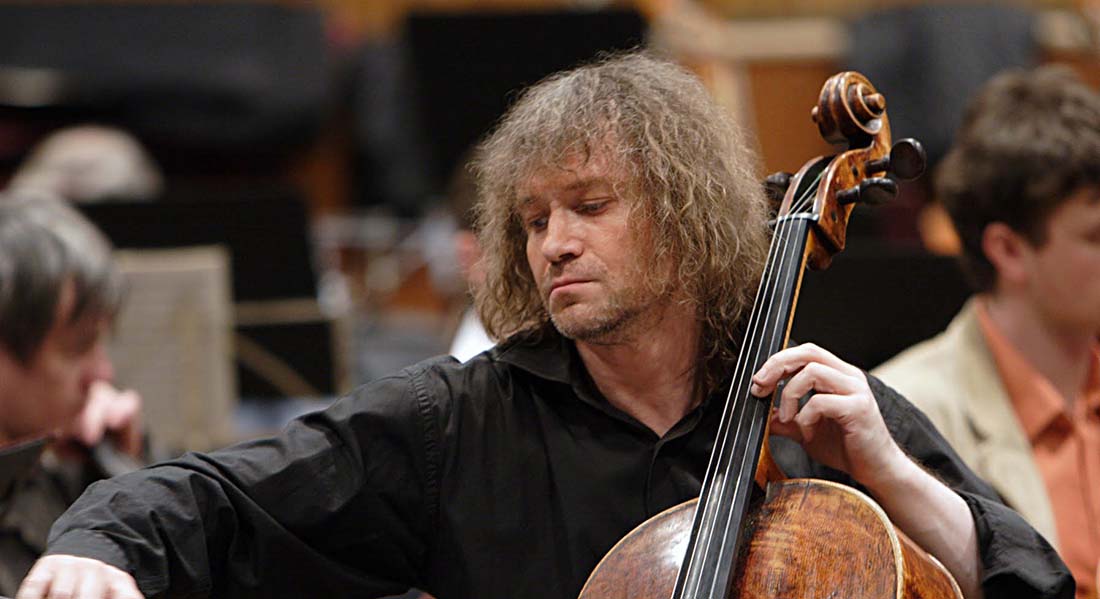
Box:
left=875, top=66, right=1100, bottom=598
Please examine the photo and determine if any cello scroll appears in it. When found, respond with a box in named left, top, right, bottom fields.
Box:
left=771, top=71, right=926, bottom=269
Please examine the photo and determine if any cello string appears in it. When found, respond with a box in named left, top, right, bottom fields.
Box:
left=708, top=154, right=867, bottom=593
left=686, top=168, right=821, bottom=597
left=696, top=227, right=800, bottom=597
left=680, top=222, right=786, bottom=595
left=681, top=196, right=796, bottom=596
left=683, top=158, right=824, bottom=595
left=698, top=173, right=817, bottom=543
left=703, top=174, right=819, bottom=595
left=710, top=164, right=824, bottom=578
left=708, top=163, right=832, bottom=590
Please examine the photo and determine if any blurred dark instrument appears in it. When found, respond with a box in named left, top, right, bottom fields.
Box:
left=0, top=435, right=138, bottom=498
left=578, top=72, right=958, bottom=598
left=88, top=442, right=144, bottom=479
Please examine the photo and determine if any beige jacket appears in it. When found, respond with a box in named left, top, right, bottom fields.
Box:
left=873, top=298, right=1060, bottom=549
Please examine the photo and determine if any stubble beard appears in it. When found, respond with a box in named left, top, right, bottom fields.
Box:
left=545, top=266, right=666, bottom=344
left=549, top=295, right=645, bottom=343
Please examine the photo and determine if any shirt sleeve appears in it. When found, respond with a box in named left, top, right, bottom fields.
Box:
left=45, top=371, right=440, bottom=599
left=866, top=373, right=1074, bottom=599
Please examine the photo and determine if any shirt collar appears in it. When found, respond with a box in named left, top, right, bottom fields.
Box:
left=491, top=325, right=723, bottom=438
left=492, top=327, right=617, bottom=414
left=975, top=299, right=1100, bottom=441
left=492, top=326, right=577, bottom=385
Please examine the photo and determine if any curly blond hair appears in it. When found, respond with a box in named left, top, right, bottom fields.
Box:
left=472, top=51, right=769, bottom=387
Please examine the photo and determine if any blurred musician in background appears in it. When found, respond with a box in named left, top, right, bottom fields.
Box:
left=875, top=66, right=1100, bottom=598
left=0, top=192, right=143, bottom=596
left=17, top=52, right=1070, bottom=599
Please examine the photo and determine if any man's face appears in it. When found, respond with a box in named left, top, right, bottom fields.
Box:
left=518, top=152, right=665, bottom=342
left=0, top=282, right=113, bottom=443
left=1022, top=186, right=1100, bottom=333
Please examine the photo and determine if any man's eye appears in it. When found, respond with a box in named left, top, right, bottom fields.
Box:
left=527, top=216, right=547, bottom=231
left=578, top=200, right=608, bottom=214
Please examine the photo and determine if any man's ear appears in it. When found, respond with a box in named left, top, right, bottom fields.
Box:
left=982, top=222, right=1032, bottom=287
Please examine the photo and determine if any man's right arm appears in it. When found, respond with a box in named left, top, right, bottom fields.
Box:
left=17, top=372, right=439, bottom=599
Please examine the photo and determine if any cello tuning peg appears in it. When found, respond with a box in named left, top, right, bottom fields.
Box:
left=764, top=171, right=793, bottom=204
left=888, top=138, right=926, bottom=181
left=863, top=138, right=927, bottom=181
left=837, top=177, right=898, bottom=206
left=837, top=186, right=861, bottom=206
left=859, top=177, right=898, bottom=205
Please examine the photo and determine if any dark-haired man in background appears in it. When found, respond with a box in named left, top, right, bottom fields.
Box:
left=876, top=66, right=1100, bottom=598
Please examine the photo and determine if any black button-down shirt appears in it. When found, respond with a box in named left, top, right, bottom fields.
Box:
left=48, top=331, right=1072, bottom=598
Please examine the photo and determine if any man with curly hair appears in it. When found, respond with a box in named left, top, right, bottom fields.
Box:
left=20, top=52, right=1070, bottom=599
left=875, top=66, right=1100, bottom=598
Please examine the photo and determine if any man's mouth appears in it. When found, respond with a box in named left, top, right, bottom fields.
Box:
left=550, top=279, right=591, bottom=294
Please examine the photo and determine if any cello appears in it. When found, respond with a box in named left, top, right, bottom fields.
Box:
left=577, top=72, right=959, bottom=599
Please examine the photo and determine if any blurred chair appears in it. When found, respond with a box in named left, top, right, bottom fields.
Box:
left=109, top=246, right=235, bottom=454
left=234, top=297, right=344, bottom=399
left=77, top=189, right=344, bottom=401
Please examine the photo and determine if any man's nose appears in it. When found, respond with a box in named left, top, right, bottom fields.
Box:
left=540, top=212, right=582, bottom=263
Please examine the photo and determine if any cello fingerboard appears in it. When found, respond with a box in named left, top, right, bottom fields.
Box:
left=671, top=214, right=812, bottom=599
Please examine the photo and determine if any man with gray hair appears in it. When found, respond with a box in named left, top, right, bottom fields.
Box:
left=0, top=192, right=142, bottom=596
left=20, top=52, right=1070, bottom=599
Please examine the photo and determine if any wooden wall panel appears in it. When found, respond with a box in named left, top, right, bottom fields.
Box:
left=746, top=60, right=839, bottom=176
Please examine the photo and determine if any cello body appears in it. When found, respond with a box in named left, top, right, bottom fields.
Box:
left=580, top=479, right=962, bottom=599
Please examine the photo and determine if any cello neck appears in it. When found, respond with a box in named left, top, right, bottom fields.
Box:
left=670, top=209, right=816, bottom=599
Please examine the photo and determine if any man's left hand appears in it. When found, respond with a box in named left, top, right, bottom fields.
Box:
left=750, top=343, right=906, bottom=489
